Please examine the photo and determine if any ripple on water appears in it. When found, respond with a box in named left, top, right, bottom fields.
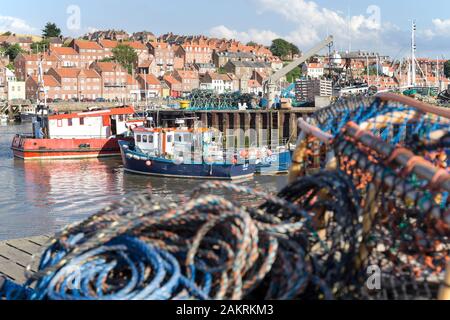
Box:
left=0, top=124, right=287, bottom=240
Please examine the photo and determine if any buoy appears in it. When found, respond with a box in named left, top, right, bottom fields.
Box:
left=146, top=160, right=152, bottom=167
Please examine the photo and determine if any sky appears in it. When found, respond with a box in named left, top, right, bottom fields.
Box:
left=1, top=0, right=450, bottom=58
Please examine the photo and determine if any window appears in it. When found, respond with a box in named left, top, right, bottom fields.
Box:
left=148, top=135, right=154, bottom=144
left=119, top=115, right=124, bottom=122
left=68, top=118, right=73, bottom=126
left=136, top=135, right=142, bottom=143
left=80, top=117, right=85, bottom=125
left=167, top=135, right=173, bottom=143
left=57, top=119, right=62, bottom=127
left=142, top=135, right=148, bottom=143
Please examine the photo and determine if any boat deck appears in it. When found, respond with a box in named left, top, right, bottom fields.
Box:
left=0, top=235, right=49, bottom=283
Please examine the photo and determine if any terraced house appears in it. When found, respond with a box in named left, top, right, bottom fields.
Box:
left=90, top=61, right=128, bottom=100
left=71, top=40, right=105, bottom=68
left=46, top=67, right=101, bottom=100
left=14, top=53, right=60, bottom=80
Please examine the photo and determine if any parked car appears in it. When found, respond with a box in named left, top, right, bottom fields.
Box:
left=95, top=97, right=106, bottom=103
left=53, top=98, right=62, bottom=103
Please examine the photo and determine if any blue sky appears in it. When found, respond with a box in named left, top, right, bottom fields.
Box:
left=1, top=0, right=450, bottom=57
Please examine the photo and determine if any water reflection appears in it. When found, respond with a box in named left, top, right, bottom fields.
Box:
left=0, top=124, right=287, bottom=241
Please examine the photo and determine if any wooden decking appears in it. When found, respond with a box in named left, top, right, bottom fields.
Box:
left=0, top=235, right=49, bottom=284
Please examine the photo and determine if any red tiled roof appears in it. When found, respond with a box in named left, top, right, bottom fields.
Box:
left=93, top=62, right=123, bottom=72
left=163, top=74, right=180, bottom=85
left=99, top=39, right=119, bottom=49
left=52, top=47, right=78, bottom=55
left=149, top=42, right=169, bottom=49
left=176, top=70, right=198, bottom=79
left=20, top=53, right=59, bottom=62
left=52, top=68, right=100, bottom=78
left=29, top=75, right=61, bottom=87
left=127, top=74, right=138, bottom=85
left=74, top=40, right=103, bottom=50
left=138, top=73, right=161, bottom=85
left=124, top=41, right=146, bottom=50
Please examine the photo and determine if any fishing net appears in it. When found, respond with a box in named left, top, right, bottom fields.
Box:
left=0, top=93, right=448, bottom=300
left=188, top=89, right=260, bottom=110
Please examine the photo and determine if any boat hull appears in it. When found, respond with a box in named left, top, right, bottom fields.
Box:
left=119, top=141, right=255, bottom=180
left=256, top=150, right=292, bottom=175
left=11, top=135, right=127, bottom=160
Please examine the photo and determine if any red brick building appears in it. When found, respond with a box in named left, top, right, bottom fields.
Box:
left=163, top=74, right=182, bottom=97
left=90, top=61, right=128, bottom=100
left=46, top=67, right=101, bottom=100
left=173, top=70, right=199, bottom=94
left=25, top=75, right=61, bottom=100
left=71, top=40, right=105, bottom=68
left=50, top=47, right=80, bottom=68
left=178, top=43, right=213, bottom=65
left=14, top=53, right=60, bottom=80
left=147, top=42, right=180, bottom=76
left=136, top=73, right=162, bottom=98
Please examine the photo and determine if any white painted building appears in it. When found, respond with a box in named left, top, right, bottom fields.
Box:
left=8, top=80, right=26, bottom=100
left=200, top=73, right=235, bottom=94
left=302, top=63, right=325, bottom=79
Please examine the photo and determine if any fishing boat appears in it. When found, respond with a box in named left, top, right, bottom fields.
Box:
left=12, top=106, right=137, bottom=160
left=255, top=146, right=292, bottom=175
left=11, top=59, right=136, bottom=160
left=119, top=120, right=256, bottom=180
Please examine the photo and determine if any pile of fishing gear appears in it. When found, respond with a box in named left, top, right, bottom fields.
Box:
left=188, top=90, right=260, bottom=110
left=1, top=93, right=448, bottom=300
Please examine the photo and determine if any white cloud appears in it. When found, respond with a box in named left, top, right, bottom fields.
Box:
left=0, top=15, right=36, bottom=34
left=424, top=19, right=450, bottom=38
left=209, top=0, right=405, bottom=55
left=210, top=25, right=280, bottom=45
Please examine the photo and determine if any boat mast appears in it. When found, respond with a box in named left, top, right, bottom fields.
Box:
left=411, top=20, right=417, bottom=87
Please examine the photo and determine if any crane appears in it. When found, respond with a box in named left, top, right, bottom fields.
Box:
left=263, top=36, right=334, bottom=106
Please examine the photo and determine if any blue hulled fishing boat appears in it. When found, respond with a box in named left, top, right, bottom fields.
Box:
left=119, top=121, right=255, bottom=180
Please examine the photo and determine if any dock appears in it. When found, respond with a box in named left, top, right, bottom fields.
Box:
left=0, top=235, right=49, bottom=283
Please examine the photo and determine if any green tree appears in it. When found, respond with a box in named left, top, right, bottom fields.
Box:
left=286, top=66, right=302, bottom=83
left=5, top=44, right=24, bottom=61
left=42, top=22, right=61, bottom=38
left=270, top=39, right=299, bottom=60
left=6, top=63, right=14, bottom=71
left=31, top=39, right=51, bottom=53
left=444, top=60, right=450, bottom=78
left=270, top=39, right=292, bottom=59
left=2, top=31, right=12, bottom=36
left=100, top=57, right=115, bottom=63
left=111, top=44, right=138, bottom=74
left=290, top=43, right=300, bottom=56
left=246, top=41, right=258, bottom=47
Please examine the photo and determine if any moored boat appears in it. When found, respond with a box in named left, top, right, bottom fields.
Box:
left=256, top=148, right=292, bottom=175
left=11, top=106, right=136, bottom=160
left=119, top=122, right=256, bottom=180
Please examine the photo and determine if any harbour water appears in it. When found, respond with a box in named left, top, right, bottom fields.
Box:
left=0, top=123, right=287, bottom=241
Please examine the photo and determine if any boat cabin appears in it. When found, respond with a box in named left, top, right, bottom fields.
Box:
left=133, top=126, right=223, bottom=161
left=38, top=106, right=136, bottom=139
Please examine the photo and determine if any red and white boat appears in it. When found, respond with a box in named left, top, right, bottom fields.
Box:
left=12, top=106, right=138, bottom=160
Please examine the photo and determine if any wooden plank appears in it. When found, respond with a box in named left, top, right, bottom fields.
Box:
left=0, top=245, right=33, bottom=268
left=27, top=236, right=50, bottom=247
left=5, top=239, right=42, bottom=255
left=0, top=256, right=26, bottom=283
